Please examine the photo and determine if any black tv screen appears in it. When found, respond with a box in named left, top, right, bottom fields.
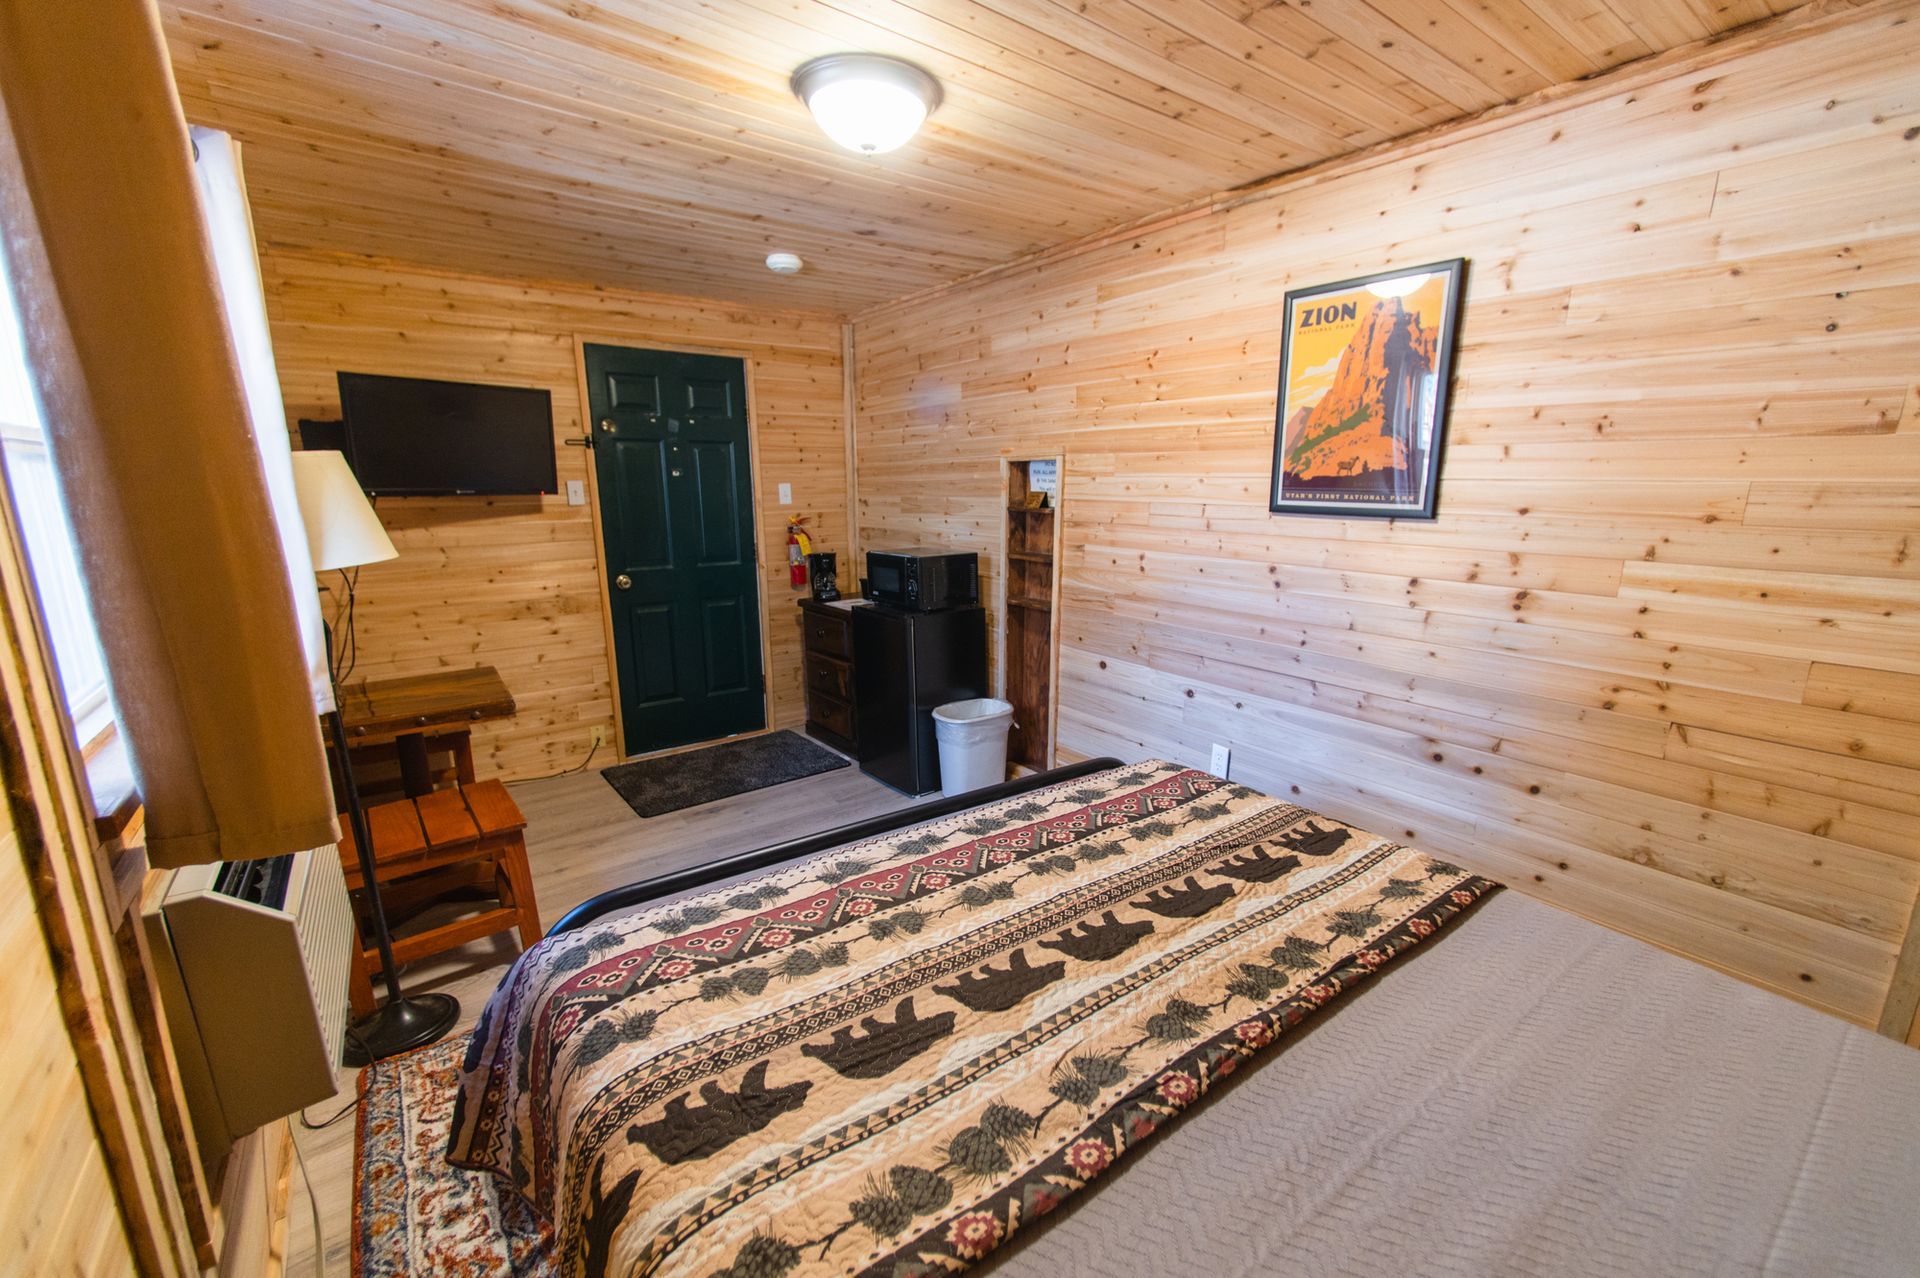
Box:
left=337, top=372, right=557, bottom=496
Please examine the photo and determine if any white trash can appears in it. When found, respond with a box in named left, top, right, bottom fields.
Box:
left=933, top=698, right=1015, bottom=797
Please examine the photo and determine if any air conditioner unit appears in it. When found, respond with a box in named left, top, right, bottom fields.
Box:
left=142, top=846, right=353, bottom=1169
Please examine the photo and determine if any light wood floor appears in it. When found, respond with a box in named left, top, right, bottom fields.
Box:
left=284, top=758, right=913, bottom=1277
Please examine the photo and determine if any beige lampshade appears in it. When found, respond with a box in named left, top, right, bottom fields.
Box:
left=290, top=450, right=397, bottom=571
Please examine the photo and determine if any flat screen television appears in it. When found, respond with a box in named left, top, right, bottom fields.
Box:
left=336, top=371, right=557, bottom=496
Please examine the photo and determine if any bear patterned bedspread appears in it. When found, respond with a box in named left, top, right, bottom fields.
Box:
left=447, top=759, right=1499, bottom=1278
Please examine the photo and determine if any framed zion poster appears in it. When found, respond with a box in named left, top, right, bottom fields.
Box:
left=1269, top=258, right=1466, bottom=519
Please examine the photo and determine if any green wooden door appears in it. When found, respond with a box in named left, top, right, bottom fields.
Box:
left=584, top=344, right=765, bottom=756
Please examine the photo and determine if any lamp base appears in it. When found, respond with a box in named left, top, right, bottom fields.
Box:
left=343, top=993, right=461, bottom=1066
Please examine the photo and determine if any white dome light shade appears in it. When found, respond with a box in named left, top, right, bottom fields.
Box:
left=1365, top=272, right=1432, bottom=300
left=766, top=252, right=804, bottom=275
left=792, top=54, right=941, bottom=154
left=807, top=80, right=926, bottom=153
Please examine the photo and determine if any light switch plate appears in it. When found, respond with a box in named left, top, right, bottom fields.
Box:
left=778, top=482, right=793, bottom=505
left=1209, top=743, right=1231, bottom=778
left=565, top=479, right=586, bottom=506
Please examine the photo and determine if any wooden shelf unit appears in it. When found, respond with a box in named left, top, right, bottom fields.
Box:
left=1003, top=461, right=1062, bottom=770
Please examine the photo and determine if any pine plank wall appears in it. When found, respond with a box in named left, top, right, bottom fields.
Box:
left=0, top=794, right=140, bottom=1273
left=851, top=3, right=1920, bottom=1031
left=263, top=252, right=849, bottom=780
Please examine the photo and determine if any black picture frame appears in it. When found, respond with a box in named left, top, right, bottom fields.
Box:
left=1268, top=258, right=1466, bottom=520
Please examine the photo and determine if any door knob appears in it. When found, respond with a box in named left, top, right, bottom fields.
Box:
left=599, top=418, right=615, bottom=432
left=615, top=573, right=632, bottom=590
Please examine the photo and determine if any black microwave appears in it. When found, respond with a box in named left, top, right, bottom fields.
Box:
left=865, top=549, right=979, bottom=612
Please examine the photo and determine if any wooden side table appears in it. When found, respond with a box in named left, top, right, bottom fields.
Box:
left=335, top=779, right=538, bottom=1017
left=335, top=666, right=516, bottom=798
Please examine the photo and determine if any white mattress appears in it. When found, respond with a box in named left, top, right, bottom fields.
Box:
left=987, top=890, right=1920, bottom=1277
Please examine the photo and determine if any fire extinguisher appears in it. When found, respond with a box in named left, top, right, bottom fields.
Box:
left=786, top=515, right=812, bottom=588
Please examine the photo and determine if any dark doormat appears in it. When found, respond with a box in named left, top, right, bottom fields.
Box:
left=601, top=730, right=851, bottom=818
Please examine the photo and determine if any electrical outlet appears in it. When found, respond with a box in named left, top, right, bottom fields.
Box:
left=588, top=725, right=606, bottom=751
left=1209, top=743, right=1231, bottom=778
left=778, top=482, right=793, bottom=505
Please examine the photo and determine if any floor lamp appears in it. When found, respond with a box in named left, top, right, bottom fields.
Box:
left=291, top=450, right=459, bottom=1064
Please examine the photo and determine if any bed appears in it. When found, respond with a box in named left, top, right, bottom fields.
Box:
left=447, top=758, right=1920, bottom=1278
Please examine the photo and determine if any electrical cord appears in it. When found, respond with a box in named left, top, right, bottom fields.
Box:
left=341, top=566, right=359, bottom=682
left=294, top=1025, right=365, bottom=1278
left=303, top=1018, right=377, bottom=1130
left=327, top=567, right=361, bottom=684
left=290, top=1021, right=386, bottom=1271
left=289, top=1121, right=327, bottom=1278
left=507, top=737, right=600, bottom=786
left=326, top=574, right=344, bottom=679
left=299, top=1093, right=357, bottom=1131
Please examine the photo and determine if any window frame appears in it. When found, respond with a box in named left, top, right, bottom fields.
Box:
left=0, top=379, right=115, bottom=753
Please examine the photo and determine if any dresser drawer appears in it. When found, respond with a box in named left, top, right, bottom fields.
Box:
left=809, top=693, right=854, bottom=742
left=802, top=610, right=852, bottom=658
left=806, top=654, right=853, bottom=702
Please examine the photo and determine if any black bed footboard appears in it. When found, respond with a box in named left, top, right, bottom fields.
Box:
left=547, top=756, right=1125, bottom=936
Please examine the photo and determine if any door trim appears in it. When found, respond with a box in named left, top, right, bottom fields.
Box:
left=571, top=333, right=776, bottom=765
left=997, top=454, right=1066, bottom=770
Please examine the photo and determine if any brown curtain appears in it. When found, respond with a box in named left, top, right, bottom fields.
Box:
left=0, top=2, right=339, bottom=866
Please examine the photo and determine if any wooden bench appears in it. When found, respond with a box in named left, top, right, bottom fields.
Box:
left=336, top=779, right=539, bottom=1018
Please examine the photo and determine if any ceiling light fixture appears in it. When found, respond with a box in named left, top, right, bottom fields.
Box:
left=791, top=53, right=941, bottom=155
left=766, top=252, right=804, bottom=275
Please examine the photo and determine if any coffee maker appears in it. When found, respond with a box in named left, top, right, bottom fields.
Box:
left=807, top=551, right=839, bottom=602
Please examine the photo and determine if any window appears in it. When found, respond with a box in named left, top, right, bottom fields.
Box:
left=0, top=247, right=115, bottom=748
left=191, top=126, right=332, bottom=712
left=0, top=129, right=326, bottom=781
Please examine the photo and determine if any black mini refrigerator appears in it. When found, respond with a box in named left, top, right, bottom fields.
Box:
left=852, top=604, right=988, bottom=795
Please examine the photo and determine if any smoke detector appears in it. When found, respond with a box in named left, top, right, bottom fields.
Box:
left=766, top=252, right=804, bottom=275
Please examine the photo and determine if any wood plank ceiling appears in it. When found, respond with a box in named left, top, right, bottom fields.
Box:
left=160, top=0, right=1806, bottom=314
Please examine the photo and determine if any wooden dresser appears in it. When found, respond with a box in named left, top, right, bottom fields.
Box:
left=798, top=599, right=859, bottom=754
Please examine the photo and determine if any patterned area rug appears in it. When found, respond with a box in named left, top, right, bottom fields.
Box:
left=355, top=1037, right=553, bottom=1277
